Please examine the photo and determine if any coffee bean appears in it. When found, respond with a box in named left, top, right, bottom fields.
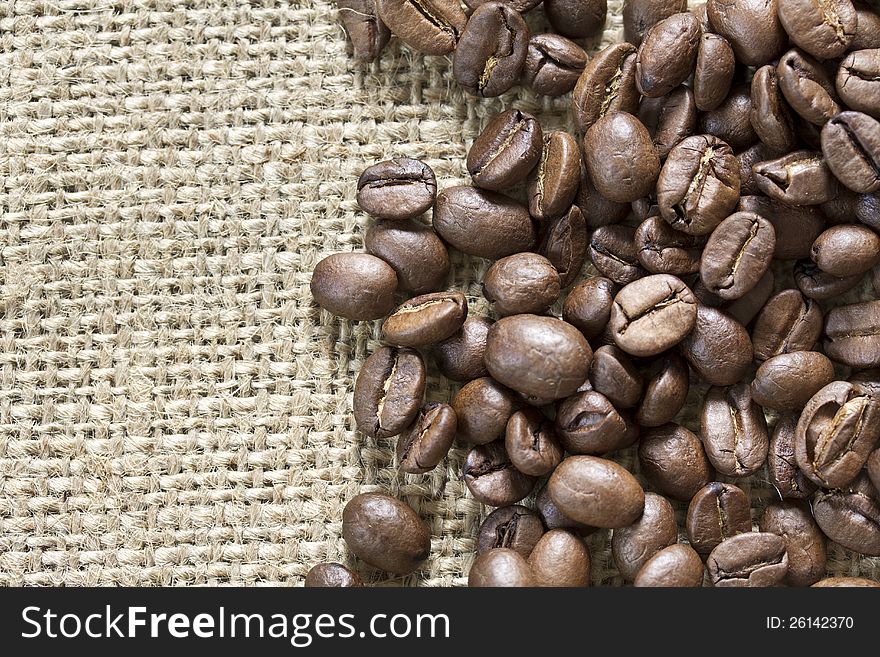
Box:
left=707, top=532, right=789, bottom=587
left=635, top=353, right=689, bottom=427
left=505, top=408, right=564, bottom=476
left=837, top=49, right=880, bottom=118
left=528, top=529, right=592, bottom=587
left=485, top=314, right=593, bottom=400
left=572, top=43, right=640, bottom=134
left=433, top=186, right=537, bottom=259
left=354, top=347, right=426, bottom=439
left=304, top=562, right=364, bottom=587
left=464, top=0, right=542, bottom=11
left=769, top=413, right=819, bottom=500
left=812, top=473, right=880, bottom=556
left=638, top=423, right=715, bottom=502
left=382, top=291, right=468, bottom=347
left=737, top=142, right=780, bottom=196
left=468, top=548, right=535, bottom=587
left=544, top=0, right=606, bottom=38
left=452, top=376, right=517, bottom=445
left=635, top=12, right=700, bottom=98
left=538, top=205, right=587, bottom=288
left=548, top=455, right=646, bottom=528
left=433, top=316, right=491, bottom=382
left=397, top=402, right=457, bottom=474
left=463, top=439, right=537, bottom=506
left=576, top=160, right=631, bottom=227
left=555, top=389, right=637, bottom=455
left=724, top=269, right=775, bottom=326
left=686, top=482, right=752, bottom=556
left=477, top=505, right=545, bottom=557
left=853, top=3, right=880, bottom=49
left=342, top=492, right=431, bottom=574
left=737, top=196, right=825, bottom=260
left=609, top=274, right=697, bottom=357
left=851, top=368, right=880, bottom=396
left=753, top=150, right=839, bottom=205
left=563, top=277, right=616, bottom=340
left=701, top=384, right=769, bottom=478
left=680, top=305, right=753, bottom=386
left=778, top=0, right=857, bottom=60
left=635, top=214, right=704, bottom=276
left=612, top=492, right=677, bottom=582
left=483, top=253, right=560, bottom=316
left=584, top=112, right=660, bottom=203
left=824, top=300, right=880, bottom=369
left=311, top=252, right=398, bottom=320
left=706, top=0, right=788, bottom=66
left=534, top=485, right=595, bottom=535
left=794, top=258, right=864, bottom=300
left=337, top=0, right=391, bottom=62
left=589, top=224, right=647, bottom=285
left=589, top=345, right=643, bottom=409
left=522, top=33, right=588, bottom=97
left=795, top=381, right=880, bottom=488
left=657, top=134, right=741, bottom=236
left=623, top=0, right=688, bottom=46
left=813, top=576, right=880, bottom=587
left=750, top=64, right=798, bottom=153
left=376, top=0, right=466, bottom=56
left=821, top=111, right=880, bottom=194
left=812, top=224, right=880, bottom=278
left=857, top=192, right=880, bottom=231
left=751, top=351, right=836, bottom=412
left=700, top=211, right=776, bottom=301
left=699, top=85, right=759, bottom=151
left=752, top=290, right=822, bottom=362
left=638, top=86, right=698, bottom=159
left=468, top=109, right=542, bottom=191
left=365, top=219, right=450, bottom=294
left=357, top=158, right=437, bottom=220
left=527, top=131, right=581, bottom=220
left=693, top=33, right=735, bottom=111
left=777, top=48, right=842, bottom=126
left=633, top=544, right=704, bottom=587
left=759, top=501, right=827, bottom=587
left=821, top=185, right=861, bottom=223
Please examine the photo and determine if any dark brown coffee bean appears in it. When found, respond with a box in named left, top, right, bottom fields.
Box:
left=857, top=192, right=880, bottom=231
left=464, top=439, right=536, bottom=506
left=453, top=3, right=529, bottom=97
left=769, top=413, right=819, bottom=500
left=837, top=49, right=880, bottom=118
left=752, top=351, right=836, bottom=412
left=706, top=0, right=788, bottom=66
left=365, top=219, right=449, bottom=294
left=811, top=224, right=880, bottom=278
left=528, top=529, right=592, bottom=587
left=623, top=0, right=687, bottom=46
left=752, top=290, right=822, bottom=362
left=737, top=142, right=780, bottom=196
left=357, top=158, right=437, bottom=220
left=584, top=112, right=660, bottom=203
left=778, top=0, right=857, bottom=60
left=305, top=562, right=363, bottom=587
left=708, top=532, right=789, bottom=587
left=750, top=64, right=797, bottom=153
left=342, top=492, right=431, bottom=574
left=724, top=269, right=775, bottom=326
left=505, top=408, right=563, bottom=477
left=555, top=389, right=637, bottom=455
left=680, top=305, right=753, bottom=386
left=527, top=131, right=580, bottom=221
left=477, top=505, right=544, bottom=557
left=467, top=109, right=542, bottom=191
left=433, top=186, right=537, bottom=259
left=639, top=86, right=698, bottom=159
left=686, top=482, right=752, bottom=556
left=701, top=384, right=770, bottom=478
left=639, top=423, right=714, bottom=502
left=538, top=205, right=587, bottom=288
left=377, top=0, right=466, bottom=55
left=548, top=455, right=645, bottom=528
left=544, top=0, right=606, bottom=38
left=572, top=43, right=640, bottom=134
left=824, top=300, right=880, bottom=369
left=452, top=376, right=517, bottom=445
left=576, top=160, right=631, bottom=227
left=759, top=502, right=826, bottom=587
left=483, top=253, right=560, bottom=316
left=635, top=353, right=689, bottom=427
left=354, top=347, right=425, bottom=439
left=821, top=111, right=880, bottom=194
left=700, top=211, right=776, bottom=301
left=589, top=345, right=643, bottom=409
left=812, top=473, right=880, bottom=556
left=657, top=135, right=741, bottom=236
left=821, top=185, right=860, bottom=223
left=397, top=402, right=457, bottom=474
left=433, top=316, right=491, bottom=382
left=634, top=544, right=704, bottom=587
left=522, top=33, right=588, bottom=97
left=612, top=492, right=677, bottom=582
left=609, top=274, right=697, bottom=357
left=468, top=548, right=535, bottom=586
left=635, top=214, right=704, bottom=276
left=311, top=252, right=397, bottom=321
left=753, top=150, right=839, bottom=205
left=337, top=0, right=391, bottom=62
left=853, top=3, right=880, bottom=49
left=777, top=48, right=842, bottom=126
left=737, top=196, right=825, bottom=261
left=813, top=576, right=880, bottom=587
left=563, top=277, right=616, bottom=340
left=694, top=33, right=735, bottom=111
left=794, top=258, right=864, bottom=299
left=635, top=13, right=700, bottom=98
left=382, top=291, right=468, bottom=347
left=589, top=224, right=646, bottom=285
left=699, top=85, right=759, bottom=151
left=463, top=0, right=542, bottom=10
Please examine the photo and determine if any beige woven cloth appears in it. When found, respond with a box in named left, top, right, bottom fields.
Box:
left=0, top=0, right=877, bottom=587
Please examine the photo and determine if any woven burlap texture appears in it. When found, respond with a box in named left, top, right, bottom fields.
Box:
left=1, top=0, right=877, bottom=587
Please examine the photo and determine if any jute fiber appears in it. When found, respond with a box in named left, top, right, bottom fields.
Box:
left=0, top=0, right=877, bottom=586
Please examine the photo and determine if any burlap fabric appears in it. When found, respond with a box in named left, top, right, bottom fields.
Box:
left=0, top=0, right=877, bottom=587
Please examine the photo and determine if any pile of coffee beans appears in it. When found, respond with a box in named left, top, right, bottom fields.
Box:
left=307, top=0, right=880, bottom=587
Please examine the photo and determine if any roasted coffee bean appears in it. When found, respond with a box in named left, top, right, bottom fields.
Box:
left=638, top=423, right=714, bottom=502
left=548, top=455, right=645, bottom=528
left=433, top=316, right=491, bottom=382
left=555, top=389, right=636, bottom=454
left=311, top=252, right=397, bottom=320
left=572, top=43, right=640, bottom=134
left=752, top=290, right=823, bottom=361
left=535, top=485, right=595, bottom=535
left=737, top=142, right=780, bottom=196
left=857, top=192, right=880, bottom=231
left=777, top=48, right=842, bottom=126
left=382, top=291, right=468, bottom=347
left=701, top=384, right=770, bottom=478
left=635, top=353, right=689, bottom=427
left=707, top=532, right=789, bottom=587
left=609, top=274, right=697, bottom=357
left=794, top=258, right=864, bottom=299
left=795, top=381, right=880, bottom=488
left=812, top=473, right=880, bottom=556
left=528, top=529, right=592, bottom=587
left=589, top=345, right=643, bottom=409
left=365, top=219, right=450, bottom=294
left=485, top=314, right=593, bottom=399
left=468, top=548, right=535, bottom=587
left=700, top=211, right=775, bottom=301
left=576, top=161, right=631, bottom=227
left=563, top=277, right=616, bottom=340
left=452, top=376, right=517, bottom=445
left=635, top=13, right=701, bottom=98
left=693, top=33, right=735, bottom=112
left=527, top=131, right=581, bottom=221
left=376, top=0, right=466, bottom=56
left=638, top=86, right=698, bottom=159
left=724, top=269, right=775, bottom=326
left=544, top=0, right=606, bottom=38
left=584, top=112, right=660, bottom=203
left=538, top=205, right=587, bottom=288
left=357, top=158, right=437, bottom=220
left=354, top=347, right=425, bottom=439
left=769, top=413, right=819, bottom=499
left=522, top=34, right=589, bottom=97
left=680, top=305, right=753, bottom=386
left=868, top=447, right=880, bottom=493
left=686, top=482, right=752, bottom=556
left=505, top=408, right=564, bottom=477
left=623, top=0, right=688, bottom=46
left=752, top=351, right=836, bottom=412
left=821, top=186, right=861, bottom=223
left=851, top=368, right=880, bottom=395
left=699, top=85, right=758, bottom=151
left=635, top=215, right=704, bottom=276
left=463, top=439, right=537, bottom=506
left=337, top=0, right=391, bottom=62
left=750, top=65, right=797, bottom=153
left=397, top=402, right=457, bottom=474
left=753, top=150, right=839, bottom=205
left=612, top=492, right=677, bottom=582
left=811, top=224, right=880, bottom=278
left=821, top=111, right=880, bottom=194
left=305, top=562, right=364, bottom=587
left=463, top=0, right=542, bottom=9
left=342, top=492, right=431, bottom=574
left=477, top=505, right=545, bottom=557
left=813, top=576, right=880, bottom=587
left=824, top=300, right=880, bottom=369
left=483, top=253, right=561, bottom=316
left=706, top=0, right=788, bottom=66
left=737, top=196, right=825, bottom=260
left=453, top=3, right=529, bottom=97
left=853, top=2, right=880, bottom=49
left=777, top=0, right=857, bottom=60
left=633, top=544, right=704, bottom=587
left=657, top=135, right=741, bottom=236
left=760, top=502, right=826, bottom=587
left=589, top=224, right=646, bottom=285
left=467, top=109, right=543, bottom=191
left=433, top=186, right=537, bottom=259
left=837, top=49, right=880, bottom=118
